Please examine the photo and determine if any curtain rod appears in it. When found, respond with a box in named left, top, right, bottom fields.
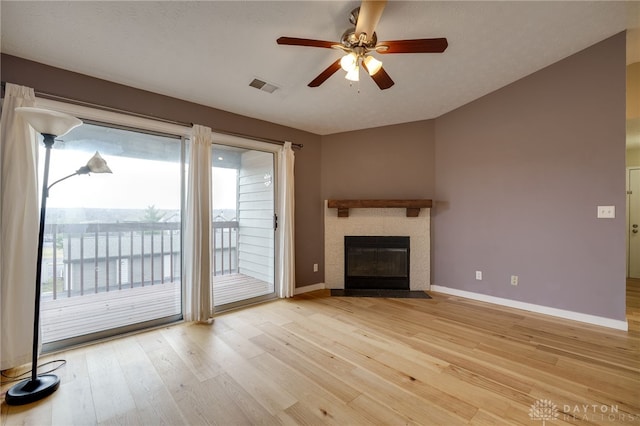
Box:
left=0, top=82, right=303, bottom=149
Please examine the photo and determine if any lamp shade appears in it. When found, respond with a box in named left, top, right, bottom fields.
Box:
left=363, top=55, right=383, bottom=76
left=340, top=52, right=358, bottom=72
left=77, top=152, right=112, bottom=174
left=15, top=107, right=82, bottom=137
left=345, top=65, right=360, bottom=82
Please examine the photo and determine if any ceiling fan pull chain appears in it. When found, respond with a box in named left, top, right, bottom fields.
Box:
left=349, top=79, right=361, bottom=94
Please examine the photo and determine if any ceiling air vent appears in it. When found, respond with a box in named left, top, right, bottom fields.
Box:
left=249, top=78, right=279, bottom=94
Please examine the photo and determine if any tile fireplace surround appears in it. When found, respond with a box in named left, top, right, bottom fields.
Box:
left=324, top=200, right=431, bottom=290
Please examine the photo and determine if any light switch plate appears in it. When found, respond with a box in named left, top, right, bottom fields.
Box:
left=597, top=206, right=615, bottom=219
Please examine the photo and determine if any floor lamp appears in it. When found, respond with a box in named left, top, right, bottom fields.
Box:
left=5, top=107, right=112, bottom=406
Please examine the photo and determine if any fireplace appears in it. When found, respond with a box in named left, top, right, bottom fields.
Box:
left=324, top=200, right=430, bottom=291
left=344, top=236, right=410, bottom=290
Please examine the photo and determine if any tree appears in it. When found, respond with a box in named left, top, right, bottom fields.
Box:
left=142, top=205, right=166, bottom=222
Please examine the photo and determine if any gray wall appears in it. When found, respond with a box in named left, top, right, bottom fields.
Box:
left=2, top=31, right=628, bottom=321
left=433, top=32, right=627, bottom=320
left=321, top=120, right=436, bottom=200
left=319, top=32, right=626, bottom=321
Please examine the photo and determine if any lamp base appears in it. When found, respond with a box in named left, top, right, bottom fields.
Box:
left=5, top=374, right=60, bottom=406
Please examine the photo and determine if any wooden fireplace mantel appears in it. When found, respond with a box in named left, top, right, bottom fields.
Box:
left=327, top=199, right=433, bottom=218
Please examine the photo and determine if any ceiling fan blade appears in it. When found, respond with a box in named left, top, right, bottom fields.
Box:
left=355, top=0, right=387, bottom=42
left=369, top=66, right=394, bottom=90
left=377, top=38, right=448, bottom=54
left=308, top=59, right=342, bottom=87
left=277, top=37, right=336, bottom=49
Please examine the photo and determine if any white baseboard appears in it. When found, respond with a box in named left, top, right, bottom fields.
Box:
left=430, top=285, right=628, bottom=331
left=294, top=283, right=326, bottom=295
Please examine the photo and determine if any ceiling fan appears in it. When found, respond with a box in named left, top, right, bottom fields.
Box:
left=277, top=0, right=448, bottom=90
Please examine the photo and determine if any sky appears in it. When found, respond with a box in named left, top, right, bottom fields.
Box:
left=42, top=148, right=237, bottom=210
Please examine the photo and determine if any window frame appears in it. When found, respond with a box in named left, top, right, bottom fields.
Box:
left=36, top=98, right=191, bottom=351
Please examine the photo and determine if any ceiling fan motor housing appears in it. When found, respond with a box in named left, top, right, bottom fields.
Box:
left=340, top=28, right=377, bottom=49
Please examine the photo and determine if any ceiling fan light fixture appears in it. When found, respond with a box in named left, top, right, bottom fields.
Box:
left=276, top=0, right=447, bottom=90
left=363, top=55, right=382, bottom=75
left=340, top=52, right=358, bottom=72
left=345, top=65, right=360, bottom=82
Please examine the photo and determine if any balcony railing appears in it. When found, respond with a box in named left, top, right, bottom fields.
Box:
left=212, top=220, right=239, bottom=276
left=42, top=220, right=239, bottom=301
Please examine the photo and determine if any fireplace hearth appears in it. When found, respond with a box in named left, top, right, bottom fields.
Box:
left=344, top=236, right=410, bottom=290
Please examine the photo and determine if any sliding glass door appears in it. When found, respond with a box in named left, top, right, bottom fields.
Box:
left=39, top=122, right=184, bottom=350
left=211, top=143, right=276, bottom=309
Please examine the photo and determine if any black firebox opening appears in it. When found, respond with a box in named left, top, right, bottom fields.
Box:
left=344, top=236, right=410, bottom=290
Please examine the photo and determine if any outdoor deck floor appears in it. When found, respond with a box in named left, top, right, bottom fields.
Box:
left=41, top=273, right=273, bottom=343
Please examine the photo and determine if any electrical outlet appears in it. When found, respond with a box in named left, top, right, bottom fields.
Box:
left=313, top=263, right=318, bottom=272
left=597, top=206, right=615, bottom=219
left=511, top=275, right=518, bottom=286
left=475, top=271, right=482, bottom=280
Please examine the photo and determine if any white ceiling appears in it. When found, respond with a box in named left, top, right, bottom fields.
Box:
left=0, top=1, right=634, bottom=136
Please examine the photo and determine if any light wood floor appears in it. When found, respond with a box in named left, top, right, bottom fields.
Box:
left=2, top=280, right=639, bottom=425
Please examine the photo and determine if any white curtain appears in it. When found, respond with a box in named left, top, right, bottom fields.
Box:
left=0, top=84, right=39, bottom=369
left=278, top=142, right=296, bottom=298
left=184, top=125, right=214, bottom=322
